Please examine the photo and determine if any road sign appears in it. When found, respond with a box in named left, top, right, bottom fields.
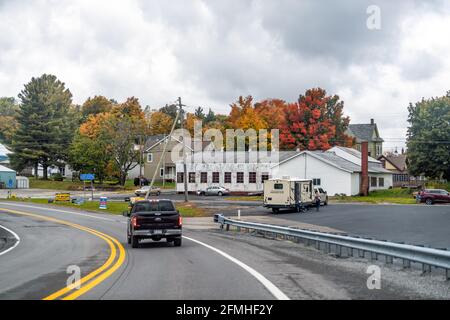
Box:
left=55, top=193, right=71, bottom=202
left=80, top=173, right=95, bottom=181
left=99, top=197, right=108, bottom=210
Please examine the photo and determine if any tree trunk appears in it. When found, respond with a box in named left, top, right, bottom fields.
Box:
left=34, top=162, right=39, bottom=179
left=43, top=164, right=48, bottom=180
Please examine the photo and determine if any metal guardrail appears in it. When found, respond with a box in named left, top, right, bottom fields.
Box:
left=214, top=214, right=450, bottom=280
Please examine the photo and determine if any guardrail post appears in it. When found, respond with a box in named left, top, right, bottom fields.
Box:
left=359, top=250, right=365, bottom=258
left=446, top=269, right=449, bottom=281
left=237, top=226, right=241, bottom=232
left=386, top=256, right=393, bottom=264
left=336, top=245, right=342, bottom=257
left=326, top=243, right=331, bottom=254
left=422, top=264, right=431, bottom=274
left=403, top=259, right=411, bottom=269
left=226, top=224, right=230, bottom=231
left=316, top=241, right=321, bottom=250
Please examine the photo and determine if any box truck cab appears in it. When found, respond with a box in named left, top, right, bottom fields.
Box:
left=263, top=178, right=313, bottom=213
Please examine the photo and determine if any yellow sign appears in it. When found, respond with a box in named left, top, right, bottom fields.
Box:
left=55, top=193, right=71, bottom=202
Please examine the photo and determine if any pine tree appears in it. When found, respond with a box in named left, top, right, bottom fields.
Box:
left=10, top=74, right=74, bottom=179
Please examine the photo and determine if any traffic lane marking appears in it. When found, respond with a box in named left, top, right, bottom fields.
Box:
left=0, top=223, right=20, bottom=256
left=183, top=236, right=290, bottom=300
left=0, top=207, right=125, bottom=300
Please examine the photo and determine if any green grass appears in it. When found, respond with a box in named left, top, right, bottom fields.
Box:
left=29, top=177, right=176, bottom=191
left=4, top=197, right=207, bottom=217
left=331, top=188, right=417, bottom=204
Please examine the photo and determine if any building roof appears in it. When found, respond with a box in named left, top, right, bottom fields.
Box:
left=0, top=164, right=15, bottom=173
left=276, top=149, right=391, bottom=174
left=379, top=153, right=407, bottom=172
left=144, top=135, right=211, bottom=152
left=348, top=123, right=384, bottom=143
left=0, top=143, right=12, bottom=156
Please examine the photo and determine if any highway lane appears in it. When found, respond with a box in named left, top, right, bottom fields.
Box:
left=1, top=201, right=448, bottom=300
left=0, top=210, right=109, bottom=299
left=0, top=202, right=277, bottom=300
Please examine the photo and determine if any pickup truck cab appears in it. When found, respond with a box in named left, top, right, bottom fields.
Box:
left=124, top=199, right=182, bottom=248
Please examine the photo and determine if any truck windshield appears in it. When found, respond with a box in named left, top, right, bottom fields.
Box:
left=133, top=201, right=175, bottom=212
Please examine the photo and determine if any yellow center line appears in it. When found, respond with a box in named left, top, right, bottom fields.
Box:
left=0, top=207, right=126, bottom=300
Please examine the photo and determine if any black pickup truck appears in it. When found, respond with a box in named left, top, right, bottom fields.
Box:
left=124, top=199, right=182, bottom=248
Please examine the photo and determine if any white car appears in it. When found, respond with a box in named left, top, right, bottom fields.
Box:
left=135, top=186, right=161, bottom=196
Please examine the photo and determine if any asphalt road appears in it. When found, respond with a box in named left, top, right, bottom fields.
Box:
left=0, top=201, right=448, bottom=300
left=233, top=203, right=450, bottom=249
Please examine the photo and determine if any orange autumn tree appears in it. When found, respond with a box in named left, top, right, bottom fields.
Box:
left=280, top=88, right=353, bottom=150
left=227, top=96, right=268, bottom=150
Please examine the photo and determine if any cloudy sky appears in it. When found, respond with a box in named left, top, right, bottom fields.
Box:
left=1, top=0, right=450, bottom=151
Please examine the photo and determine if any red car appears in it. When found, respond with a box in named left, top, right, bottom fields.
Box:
left=418, top=189, right=450, bottom=205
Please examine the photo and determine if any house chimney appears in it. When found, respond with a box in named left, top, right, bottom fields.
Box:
left=360, top=141, right=369, bottom=196
left=370, top=118, right=374, bottom=125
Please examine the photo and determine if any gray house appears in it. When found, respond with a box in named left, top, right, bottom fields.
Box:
left=346, top=119, right=384, bottom=158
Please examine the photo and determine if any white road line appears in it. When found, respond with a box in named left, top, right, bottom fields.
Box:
left=0, top=202, right=117, bottom=222
left=0, top=224, right=20, bottom=257
left=183, top=235, right=290, bottom=300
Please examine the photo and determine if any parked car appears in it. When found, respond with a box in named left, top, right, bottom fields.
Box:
left=135, top=185, right=161, bottom=196
left=314, top=187, right=328, bottom=205
left=417, top=189, right=450, bottom=205
left=197, top=186, right=230, bottom=196
left=124, top=199, right=182, bottom=248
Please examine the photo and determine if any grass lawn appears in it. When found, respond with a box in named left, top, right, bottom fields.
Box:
left=29, top=177, right=176, bottom=191
left=4, top=197, right=209, bottom=217
left=331, top=188, right=417, bottom=205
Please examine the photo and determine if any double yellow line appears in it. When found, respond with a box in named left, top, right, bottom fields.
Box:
left=1, top=208, right=125, bottom=300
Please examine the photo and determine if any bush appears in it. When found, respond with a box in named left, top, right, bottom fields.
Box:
left=52, top=173, right=64, bottom=181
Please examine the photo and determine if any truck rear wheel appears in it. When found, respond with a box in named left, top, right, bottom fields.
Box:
left=272, top=208, right=279, bottom=214
left=131, top=235, right=139, bottom=248
left=173, top=237, right=182, bottom=247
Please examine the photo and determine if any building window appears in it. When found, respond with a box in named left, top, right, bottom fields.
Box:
left=224, top=172, right=231, bottom=183
left=370, top=177, right=377, bottom=187
left=313, top=178, right=321, bottom=186
left=189, top=172, right=195, bottom=183
left=237, top=172, right=244, bottom=183
left=177, top=172, right=184, bottom=183
left=160, top=168, right=164, bottom=177
left=212, top=172, right=219, bottom=183
left=376, top=145, right=382, bottom=156
left=261, top=173, right=269, bottom=183
left=274, top=183, right=283, bottom=190
left=379, top=177, right=384, bottom=187
left=200, top=172, right=207, bottom=183
left=249, top=172, right=256, bottom=183
left=147, top=153, right=153, bottom=163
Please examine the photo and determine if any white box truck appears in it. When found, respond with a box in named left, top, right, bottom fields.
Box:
left=263, top=178, right=313, bottom=213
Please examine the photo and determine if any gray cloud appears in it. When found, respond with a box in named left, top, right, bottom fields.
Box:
left=0, top=0, right=449, bottom=152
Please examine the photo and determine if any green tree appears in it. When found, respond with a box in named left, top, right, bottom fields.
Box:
left=81, top=96, right=113, bottom=120
left=68, top=132, right=110, bottom=183
left=10, top=74, right=74, bottom=179
left=0, top=97, right=19, bottom=145
left=194, top=106, right=205, bottom=120
left=407, top=92, right=450, bottom=180
left=100, top=97, right=147, bottom=186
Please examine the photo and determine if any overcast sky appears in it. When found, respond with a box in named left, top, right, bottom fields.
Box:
left=1, top=0, right=450, bottom=151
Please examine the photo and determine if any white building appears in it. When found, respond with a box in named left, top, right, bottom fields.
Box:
left=176, top=147, right=393, bottom=196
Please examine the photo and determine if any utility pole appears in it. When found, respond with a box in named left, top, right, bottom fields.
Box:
left=139, top=135, right=144, bottom=187
left=178, top=97, right=189, bottom=202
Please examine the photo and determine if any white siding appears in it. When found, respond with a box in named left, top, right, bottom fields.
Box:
left=176, top=162, right=271, bottom=193
left=275, top=153, right=353, bottom=196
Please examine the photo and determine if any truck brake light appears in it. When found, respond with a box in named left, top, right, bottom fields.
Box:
left=178, top=215, right=182, bottom=226
left=131, top=216, right=139, bottom=227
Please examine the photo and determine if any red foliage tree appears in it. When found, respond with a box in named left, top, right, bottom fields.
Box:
left=280, top=88, right=354, bottom=150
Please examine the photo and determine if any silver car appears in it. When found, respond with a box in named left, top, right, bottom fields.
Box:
left=197, top=186, right=230, bottom=196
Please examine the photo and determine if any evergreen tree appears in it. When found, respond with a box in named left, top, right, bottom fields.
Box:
left=10, top=74, right=74, bottom=179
